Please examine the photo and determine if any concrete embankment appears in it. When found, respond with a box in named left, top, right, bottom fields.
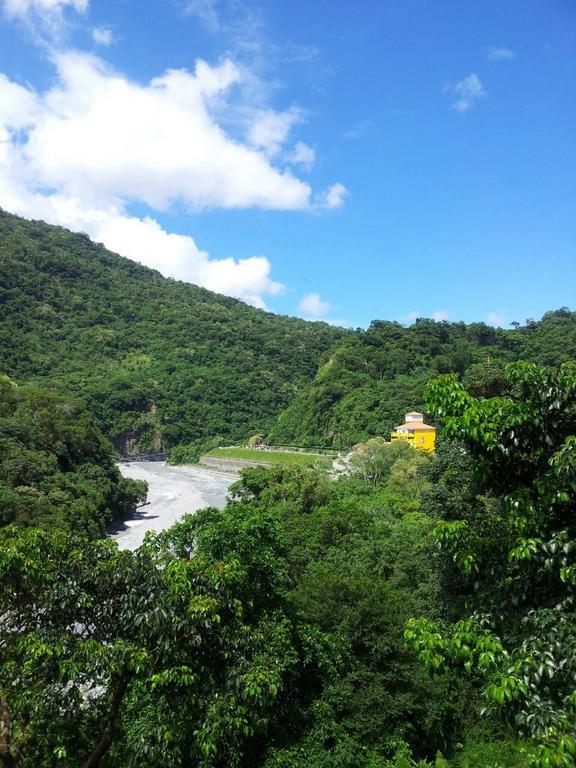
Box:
left=198, top=456, right=272, bottom=473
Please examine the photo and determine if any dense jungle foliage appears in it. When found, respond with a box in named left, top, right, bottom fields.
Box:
left=0, top=209, right=346, bottom=455
left=0, top=375, right=146, bottom=537
left=268, top=310, right=576, bottom=448
left=407, top=361, right=576, bottom=768
left=1, top=354, right=574, bottom=766
left=0, top=439, right=525, bottom=768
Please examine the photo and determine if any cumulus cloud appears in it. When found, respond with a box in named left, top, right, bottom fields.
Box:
left=247, top=106, right=302, bottom=158
left=13, top=52, right=312, bottom=211
left=0, top=74, right=40, bottom=128
left=488, top=47, right=515, bottom=61
left=432, top=310, right=449, bottom=321
left=299, top=292, right=331, bottom=317
left=449, top=73, right=486, bottom=113
left=91, top=26, right=113, bottom=46
left=0, top=52, right=344, bottom=306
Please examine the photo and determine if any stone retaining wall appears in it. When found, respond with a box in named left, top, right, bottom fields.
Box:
left=198, top=456, right=272, bottom=474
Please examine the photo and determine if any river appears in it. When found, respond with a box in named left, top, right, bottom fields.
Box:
left=109, top=462, right=234, bottom=551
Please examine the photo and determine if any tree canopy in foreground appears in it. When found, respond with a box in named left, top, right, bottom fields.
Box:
left=407, top=362, right=576, bottom=767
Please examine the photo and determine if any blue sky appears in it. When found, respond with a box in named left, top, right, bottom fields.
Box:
left=0, top=0, right=574, bottom=327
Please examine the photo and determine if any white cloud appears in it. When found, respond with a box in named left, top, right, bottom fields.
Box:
left=91, top=26, right=114, bottom=46
left=488, top=47, right=516, bottom=61
left=286, top=141, right=315, bottom=170
left=299, top=292, right=331, bottom=317
left=14, top=52, right=313, bottom=211
left=450, top=73, right=486, bottom=113
left=3, top=0, right=87, bottom=16
left=319, top=182, right=348, bottom=209
left=0, top=53, right=343, bottom=306
left=0, top=74, right=40, bottom=129
left=487, top=312, right=507, bottom=327
left=432, top=310, right=449, bottom=321
left=2, top=0, right=87, bottom=37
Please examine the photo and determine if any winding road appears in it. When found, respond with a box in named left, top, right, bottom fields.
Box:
left=109, top=462, right=234, bottom=551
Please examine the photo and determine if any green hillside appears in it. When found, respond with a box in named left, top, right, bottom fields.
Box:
left=268, top=311, right=576, bottom=447
left=0, top=209, right=346, bottom=454
left=2, top=208, right=574, bottom=459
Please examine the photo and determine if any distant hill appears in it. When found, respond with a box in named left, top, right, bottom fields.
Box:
left=268, top=311, right=576, bottom=448
left=0, top=209, right=347, bottom=454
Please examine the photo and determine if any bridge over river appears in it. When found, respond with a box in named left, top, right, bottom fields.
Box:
left=110, top=462, right=233, bottom=551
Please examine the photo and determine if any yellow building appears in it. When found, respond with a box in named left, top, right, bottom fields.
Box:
left=391, top=411, right=436, bottom=452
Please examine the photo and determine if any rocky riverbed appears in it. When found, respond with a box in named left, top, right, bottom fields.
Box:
left=109, top=461, right=233, bottom=550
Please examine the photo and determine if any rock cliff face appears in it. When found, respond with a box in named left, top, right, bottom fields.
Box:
left=114, top=412, right=164, bottom=457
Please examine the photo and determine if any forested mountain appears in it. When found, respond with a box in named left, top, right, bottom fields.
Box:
left=3, top=209, right=574, bottom=456
left=268, top=310, right=576, bottom=447
left=0, top=209, right=346, bottom=454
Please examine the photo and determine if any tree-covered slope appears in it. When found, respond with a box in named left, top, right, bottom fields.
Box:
left=0, top=209, right=347, bottom=453
left=268, top=311, right=576, bottom=448
left=0, top=376, right=145, bottom=536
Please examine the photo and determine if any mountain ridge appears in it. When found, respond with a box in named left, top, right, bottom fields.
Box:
left=0, top=208, right=347, bottom=453
left=2, top=208, right=574, bottom=455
